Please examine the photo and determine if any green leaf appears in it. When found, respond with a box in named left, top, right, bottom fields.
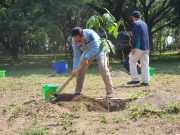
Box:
left=86, top=15, right=101, bottom=30
left=112, top=23, right=119, bottom=39
left=86, top=15, right=96, bottom=29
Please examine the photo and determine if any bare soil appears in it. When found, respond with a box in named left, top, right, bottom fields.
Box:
left=0, top=70, right=180, bottom=135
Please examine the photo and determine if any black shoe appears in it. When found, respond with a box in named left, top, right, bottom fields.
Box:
left=140, top=82, right=150, bottom=86
left=74, top=93, right=82, bottom=96
left=127, top=81, right=140, bottom=84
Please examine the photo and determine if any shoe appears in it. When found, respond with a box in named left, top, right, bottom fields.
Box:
left=140, top=82, right=150, bottom=86
left=127, top=81, right=140, bottom=84
left=74, top=93, right=82, bottom=96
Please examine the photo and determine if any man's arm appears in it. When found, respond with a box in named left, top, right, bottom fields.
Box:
left=72, top=39, right=81, bottom=69
left=72, top=39, right=89, bottom=76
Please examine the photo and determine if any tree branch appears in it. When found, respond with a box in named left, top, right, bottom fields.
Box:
left=150, top=0, right=169, bottom=22
left=147, top=0, right=155, bottom=8
left=152, top=6, right=174, bottom=26
left=139, top=0, right=146, bottom=7
left=152, top=18, right=178, bottom=34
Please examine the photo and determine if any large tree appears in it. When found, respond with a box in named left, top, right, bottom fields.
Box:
left=41, top=0, right=96, bottom=55
left=0, top=0, right=45, bottom=61
left=0, top=0, right=95, bottom=61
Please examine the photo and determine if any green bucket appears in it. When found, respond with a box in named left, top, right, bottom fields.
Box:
left=43, top=84, right=59, bottom=100
left=149, top=67, right=155, bottom=76
left=0, top=70, right=6, bottom=77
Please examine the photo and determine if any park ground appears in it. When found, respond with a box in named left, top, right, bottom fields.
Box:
left=0, top=51, right=180, bottom=135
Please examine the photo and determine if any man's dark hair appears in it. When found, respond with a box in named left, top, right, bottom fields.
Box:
left=71, top=27, right=83, bottom=37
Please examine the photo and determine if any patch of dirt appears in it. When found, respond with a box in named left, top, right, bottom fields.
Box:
left=111, top=70, right=129, bottom=77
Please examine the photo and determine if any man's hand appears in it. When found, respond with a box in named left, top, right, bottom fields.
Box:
left=131, top=49, right=136, bottom=55
left=72, top=69, right=79, bottom=77
left=81, top=57, right=88, bottom=66
left=72, top=58, right=89, bottom=77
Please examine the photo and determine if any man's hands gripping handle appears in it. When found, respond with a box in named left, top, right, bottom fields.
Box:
left=72, top=57, right=93, bottom=77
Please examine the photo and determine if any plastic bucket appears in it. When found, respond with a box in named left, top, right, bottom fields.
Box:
left=0, top=70, right=6, bottom=77
left=53, top=60, right=68, bottom=74
left=149, top=67, right=154, bottom=76
left=43, top=84, right=59, bottom=100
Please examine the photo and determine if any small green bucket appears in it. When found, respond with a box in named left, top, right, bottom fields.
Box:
left=149, top=67, right=155, bottom=76
left=43, top=84, right=59, bottom=100
left=0, top=70, right=6, bottom=77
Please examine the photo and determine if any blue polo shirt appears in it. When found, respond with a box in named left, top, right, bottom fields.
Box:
left=72, top=29, right=104, bottom=69
left=132, top=19, right=150, bottom=50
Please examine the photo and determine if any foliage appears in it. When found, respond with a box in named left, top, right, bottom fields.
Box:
left=0, top=0, right=95, bottom=60
left=86, top=8, right=124, bottom=54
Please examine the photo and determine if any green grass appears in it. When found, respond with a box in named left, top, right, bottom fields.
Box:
left=0, top=51, right=180, bottom=134
left=23, top=127, right=49, bottom=135
left=113, top=115, right=125, bottom=123
left=0, top=51, right=179, bottom=77
left=99, top=114, right=109, bottom=124
left=129, top=101, right=180, bottom=120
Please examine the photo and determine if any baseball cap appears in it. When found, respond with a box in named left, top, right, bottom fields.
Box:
left=131, top=11, right=141, bottom=18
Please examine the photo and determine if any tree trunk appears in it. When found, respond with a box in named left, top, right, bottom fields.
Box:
left=1, top=29, right=22, bottom=63
left=149, top=31, right=153, bottom=51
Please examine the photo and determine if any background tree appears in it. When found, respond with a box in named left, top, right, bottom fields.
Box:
left=88, top=0, right=180, bottom=50
left=0, top=0, right=96, bottom=62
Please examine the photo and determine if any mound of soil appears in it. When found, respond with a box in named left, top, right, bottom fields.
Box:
left=131, top=91, right=180, bottom=109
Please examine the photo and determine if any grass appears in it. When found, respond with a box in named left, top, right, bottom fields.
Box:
left=129, top=101, right=180, bottom=120
left=113, top=115, right=125, bottom=123
left=0, top=51, right=180, bottom=76
left=0, top=51, right=180, bottom=134
left=23, top=127, right=49, bottom=135
left=99, top=114, right=109, bottom=124
left=161, top=101, right=180, bottom=114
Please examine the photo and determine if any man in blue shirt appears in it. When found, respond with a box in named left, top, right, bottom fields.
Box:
left=71, top=27, right=114, bottom=98
left=127, top=11, right=150, bottom=86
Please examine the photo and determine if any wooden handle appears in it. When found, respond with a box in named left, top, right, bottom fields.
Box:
left=57, top=75, right=74, bottom=94
left=56, top=57, right=95, bottom=95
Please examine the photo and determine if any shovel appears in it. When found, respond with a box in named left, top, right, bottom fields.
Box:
left=43, top=57, right=95, bottom=101
left=43, top=75, right=74, bottom=101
